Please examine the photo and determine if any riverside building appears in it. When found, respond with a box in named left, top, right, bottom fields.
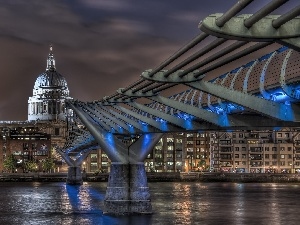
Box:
left=83, top=130, right=300, bottom=174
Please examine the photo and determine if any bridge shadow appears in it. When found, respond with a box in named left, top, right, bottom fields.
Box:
left=65, top=184, right=153, bottom=225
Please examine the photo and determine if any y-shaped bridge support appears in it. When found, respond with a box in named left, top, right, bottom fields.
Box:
left=69, top=102, right=163, bottom=214
left=105, top=134, right=162, bottom=215
left=57, top=148, right=92, bottom=185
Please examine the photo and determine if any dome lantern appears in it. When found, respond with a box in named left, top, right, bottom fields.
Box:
left=46, top=45, right=56, bottom=71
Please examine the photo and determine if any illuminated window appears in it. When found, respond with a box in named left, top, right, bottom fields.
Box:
left=167, top=146, right=173, bottom=150
left=167, top=138, right=174, bottom=142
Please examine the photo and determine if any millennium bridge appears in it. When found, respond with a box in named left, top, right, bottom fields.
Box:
left=57, top=0, right=300, bottom=215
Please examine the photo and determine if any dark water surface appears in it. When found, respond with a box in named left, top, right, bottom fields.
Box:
left=0, top=182, right=299, bottom=225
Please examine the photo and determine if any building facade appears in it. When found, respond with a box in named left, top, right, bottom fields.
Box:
left=80, top=130, right=300, bottom=174
left=0, top=125, right=51, bottom=172
left=210, top=130, right=300, bottom=173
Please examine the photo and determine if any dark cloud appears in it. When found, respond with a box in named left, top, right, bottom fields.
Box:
left=0, top=0, right=298, bottom=120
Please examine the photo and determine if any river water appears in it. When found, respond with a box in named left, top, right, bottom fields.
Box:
left=0, top=182, right=299, bottom=225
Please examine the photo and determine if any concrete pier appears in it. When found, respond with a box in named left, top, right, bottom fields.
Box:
left=104, top=163, right=151, bottom=215
left=66, top=166, right=83, bottom=185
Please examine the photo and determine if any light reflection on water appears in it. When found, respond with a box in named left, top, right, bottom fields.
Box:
left=0, top=182, right=300, bottom=224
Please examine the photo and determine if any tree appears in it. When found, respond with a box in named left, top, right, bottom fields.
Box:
left=3, top=155, right=17, bottom=173
left=198, top=159, right=206, bottom=171
left=24, top=161, right=38, bottom=172
left=42, top=157, right=55, bottom=172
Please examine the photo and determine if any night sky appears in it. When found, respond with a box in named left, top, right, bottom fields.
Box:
left=0, top=0, right=297, bottom=120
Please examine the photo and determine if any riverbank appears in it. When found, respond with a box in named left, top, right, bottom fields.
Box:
left=147, top=172, right=300, bottom=182
left=1, top=172, right=300, bottom=183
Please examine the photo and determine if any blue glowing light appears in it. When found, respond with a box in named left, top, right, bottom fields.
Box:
left=271, top=92, right=288, bottom=102
left=176, top=112, right=194, bottom=121
left=184, top=120, right=193, bottom=130
left=219, top=114, right=230, bottom=127
left=259, top=52, right=274, bottom=62
left=213, top=106, right=225, bottom=115
left=128, top=124, right=135, bottom=133
left=116, top=125, right=124, bottom=133
left=227, top=103, right=244, bottom=111
left=140, top=121, right=148, bottom=126
left=155, top=118, right=166, bottom=123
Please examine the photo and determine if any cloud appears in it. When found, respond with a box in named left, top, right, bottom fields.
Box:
left=0, top=0, right=185, bottom=120
left=78, top=0, right=132, bottom=11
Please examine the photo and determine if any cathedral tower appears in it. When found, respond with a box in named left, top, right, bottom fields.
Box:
left=28, top=46, right=72, bottom=121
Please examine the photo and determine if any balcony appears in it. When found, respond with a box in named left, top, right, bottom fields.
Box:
left=219, top=140, right=231, bottom=146
left=249, top=147, right=262, bottom=153
left=250, top=155, right=262, bottom=160
left=220, top=147, right=232, bottom=153
left=91, top=158, right=97, bottom=163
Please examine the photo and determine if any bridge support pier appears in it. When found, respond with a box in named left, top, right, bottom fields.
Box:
left=104, top=162, right=151, bottom=215
left=56, top=148, right=92, bottom=185
left=66, top=166, right=83, bottom=185
left=68, top=102, right=164, bottom=213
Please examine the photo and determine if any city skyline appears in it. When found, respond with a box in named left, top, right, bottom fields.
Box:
left=0, top=0, right=298, bottom=120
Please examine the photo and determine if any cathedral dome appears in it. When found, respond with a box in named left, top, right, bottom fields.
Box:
left=34, top=70, right=69, bottom=90
left=33, top=45, right=69, bottom=91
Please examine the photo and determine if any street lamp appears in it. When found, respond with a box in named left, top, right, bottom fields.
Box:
left=290, top=163, right=293, bottom=173
left=83, top=161, right=86, bottom=172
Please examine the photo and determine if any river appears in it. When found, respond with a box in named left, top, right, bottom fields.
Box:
left=0, top=182, right=299, bottom=225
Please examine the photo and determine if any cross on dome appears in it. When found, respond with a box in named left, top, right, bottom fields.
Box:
left=46, top=44, right=56, bottom=71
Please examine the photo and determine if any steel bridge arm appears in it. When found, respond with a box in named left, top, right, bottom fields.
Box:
left=56, top=148, right=75, bottom=166
left=122, top=91, right=292, bottom=128
left=102, top=105, right=158, bottom=133
left=82, top=105, right=122, bottom=133
left=77, top=105, right=112, bottom=133
left=229, top=114, right=300, bottom=128
left=68, top=101, right=129, bottom=163
left=187, top=80, right=300, bottom=121
left=84, top=104, right=133, bottom=134
left=91, top=104, right=138, bottom=132
left=65, top=138, right=97, bottom=154
left=73, top=148, right=95, bottom=167
left=111, top=105, right=181, bottom=132
left=129, top=133, right=164, bottom=162
left=199, top=13, right=300, bottom=51
left=149, top=95, right=230, bottom=126
left=129, top=102, right=217, bottom=130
